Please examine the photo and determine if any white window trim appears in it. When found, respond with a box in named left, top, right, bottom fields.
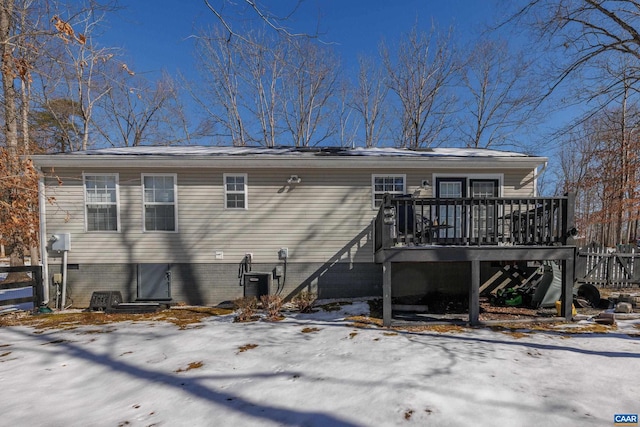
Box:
left=82, top=172, right=120, bottom=233
left=141, top=173, right=178, bottom=233
left=371, top=174, right=406, bottom=209
left=432, top=173, right=503, bottom=197
left=224, top=173, right=248, bottom=210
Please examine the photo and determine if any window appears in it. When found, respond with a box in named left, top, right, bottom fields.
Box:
left=84, top=174, right=119, bottom=232
left=471, top=179, right=498, bottom=198
left=372, top=175, right=406, bottom=208
left=224, top=174, right=247, bottom=209
left=143, top=174, right=177, bottom=232
left=436, top=178, right=466, bottom=198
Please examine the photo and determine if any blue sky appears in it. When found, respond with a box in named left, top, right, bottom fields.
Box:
left=96, top=1, right=572, bottom=191
left=102, top=1, right=501, bottom=79
left=97, top=1, right=569, bottom=165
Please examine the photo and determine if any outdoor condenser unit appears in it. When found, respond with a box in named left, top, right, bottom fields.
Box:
left=243, top=272, right=272, bottom=298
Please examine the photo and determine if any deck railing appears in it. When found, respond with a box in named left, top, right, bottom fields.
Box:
left=374, top=194, right=576, bottom=251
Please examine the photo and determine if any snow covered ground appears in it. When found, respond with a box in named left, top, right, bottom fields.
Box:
left=1, top=301, right=640, bottom=427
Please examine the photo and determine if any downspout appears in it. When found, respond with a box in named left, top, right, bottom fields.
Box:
left=38, top=173, right=49, bottom=305
left=533, top=161, right=548, bottom=197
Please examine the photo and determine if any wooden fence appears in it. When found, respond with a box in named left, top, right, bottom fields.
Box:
left=576, top=247, right=640, bottom=288
left=0, top=266, right=43, bottom=313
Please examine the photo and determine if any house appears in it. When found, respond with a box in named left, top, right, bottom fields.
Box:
left=31, top=146, right=576, bottom=324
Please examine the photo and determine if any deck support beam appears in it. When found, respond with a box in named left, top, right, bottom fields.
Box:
left=469, top=260, right=480, bottom=326
left=383, top=261, right=392, bottom=327
left=561, top=253, right=575, bottom=321
left=377, top=246, right=576, bottom=326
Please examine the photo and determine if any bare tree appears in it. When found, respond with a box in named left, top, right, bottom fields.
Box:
left=381, top=24, right=458, bottom=149
left=335, top=79, right=358, bottom=148
left=203, top=0, right=316, bottom=42
left=281, top=38, right=338, bottom=147
left=1, top=0, right=20, bottom=154
left=556, top=123, right=602, bottom=243
left=592, top=85, right=640, bottom=245
left=94, top=68, right=186, bottom=147
left=507, top=0, right=640, bottom=102
left=0, top=0, right=54, bottom=268
left=24, top=4, right=118, bottom=153
left=458, top=38, right=538, bottom=148
left=238, top=30, right=286, bottom=147
left=191, top=28, right=249, bottom=146
left=558, top=79, right=640, bottom=246
left=351, top=55, right=388, bottom=147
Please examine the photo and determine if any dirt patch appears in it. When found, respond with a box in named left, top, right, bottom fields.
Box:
left=398, top=324, right=468, bottom=334
left=175, top=361, right=204, bottom=373
left=346, top=315, right=383, bottom=328
left=237, top=344, right=258, bottom=353
left=0, top=306, right=232, bottom=330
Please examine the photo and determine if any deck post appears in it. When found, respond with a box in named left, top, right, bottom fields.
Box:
left=469, top=260, right=480, bottom=326
left=383, top=261, right=392, bottom=327
left=561, top=254, right=575, bottom=321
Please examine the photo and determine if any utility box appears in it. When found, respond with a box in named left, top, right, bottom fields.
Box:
left=51, top=233, right=71, bottom=252
left=243, top=272, right=272, bottom=298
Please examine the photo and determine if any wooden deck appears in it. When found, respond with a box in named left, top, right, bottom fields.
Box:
left=374, top=194, right=578, bottom=326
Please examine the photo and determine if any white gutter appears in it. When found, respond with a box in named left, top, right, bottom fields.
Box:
left=38, top=174, right=49, bottom=305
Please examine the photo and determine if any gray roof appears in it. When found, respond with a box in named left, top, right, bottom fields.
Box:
left=61, top=145, right=532, bottom=158
left=32, top=145, right=546, bottom=169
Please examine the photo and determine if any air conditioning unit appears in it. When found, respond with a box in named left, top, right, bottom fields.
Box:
left=243, top=272, right=272, bottom=298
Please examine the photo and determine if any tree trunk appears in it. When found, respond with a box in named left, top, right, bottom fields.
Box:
left=1, top=0, right=25, bottom=269
left=1, top=0, right=18, bottom=154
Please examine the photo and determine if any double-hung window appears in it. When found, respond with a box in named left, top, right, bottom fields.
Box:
left=224, top=174, right=247, bottom=209
left=372, top=175, right=405, bottom=208
left=84, top=174, right=119, bottom=232
left=143, top=174, right=177, bottom=232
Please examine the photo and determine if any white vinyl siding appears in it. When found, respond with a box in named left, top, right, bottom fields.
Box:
left=372, top=175, right=406, bottom=209
left=143, top=174, right=177, bottom=232
left=44, top=167, right=537, bottom=265
left=224, top=174, right=247, bottom=209
left=83, top=174, right=119, bottom=232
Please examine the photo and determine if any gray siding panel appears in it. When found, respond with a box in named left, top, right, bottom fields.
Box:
left=46, top=166, right=536, bottom=266
left=48, top=262, right=382, bottom=307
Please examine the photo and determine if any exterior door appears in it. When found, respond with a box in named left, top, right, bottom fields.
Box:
left=436, top=178, right=466, bottom=240
left=470, top=179, right=499, bottom=240
left=137, top=264, right=171, bottom=300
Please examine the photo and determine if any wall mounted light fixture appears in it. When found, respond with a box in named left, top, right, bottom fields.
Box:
left=287, top=175, right=301, bottom=184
